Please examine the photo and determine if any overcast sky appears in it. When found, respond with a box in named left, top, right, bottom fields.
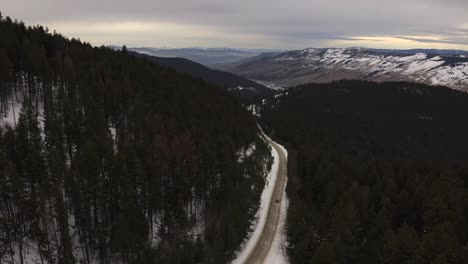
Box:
left=3, top=0, right=468, bottom=50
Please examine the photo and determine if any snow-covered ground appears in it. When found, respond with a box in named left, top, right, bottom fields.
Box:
left=272, top=48, right=468, bottom=90
left=0, top=97, right=22, bottom=128
left=231, top=133, right=289, bottom=264
left=4, top=243, right=48, bottom=264
left=237, top=143, right=256, bottom=163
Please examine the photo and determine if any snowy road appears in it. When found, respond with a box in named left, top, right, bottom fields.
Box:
left=243, top=133, right=288, bottom=264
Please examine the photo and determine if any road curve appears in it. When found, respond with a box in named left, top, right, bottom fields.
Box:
left=244, top=133, right=288, bottom=264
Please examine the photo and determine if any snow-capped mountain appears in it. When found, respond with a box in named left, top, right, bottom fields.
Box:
left=229, top=48, right=468, bottom=91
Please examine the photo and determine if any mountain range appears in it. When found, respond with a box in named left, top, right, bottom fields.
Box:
left=126, top=47, right=282, bottom=68
left=227, top=48, right=468, bottom=91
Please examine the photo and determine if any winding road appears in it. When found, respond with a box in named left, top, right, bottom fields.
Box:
left=244, top=134, right=288, bottom=264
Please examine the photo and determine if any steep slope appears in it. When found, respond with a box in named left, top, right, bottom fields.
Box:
left=132, top=53, right=275, bottom=102
left=261, top=80, right=468, bottom=264
left=231, top=48, right=468, bottom=90
left=0, top=16, right=272, bottom=264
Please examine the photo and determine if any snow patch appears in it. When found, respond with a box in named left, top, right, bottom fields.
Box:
left=237, top=143, right=256, bottom=163
left=246, top=105, right=261, bottom=117
left=403, top=57, right=444, bottom=74
left=231, top=86, right=256, bottom=91
left=3, top=243, right=48, bottom=264
left=0, top=97, right=22, bottom=128
left=1, top=94, right=45, bottom=135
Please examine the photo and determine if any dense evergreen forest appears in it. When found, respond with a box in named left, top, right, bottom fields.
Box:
left=261, top=80, right=468, bottom=264
left=0, top=13, right=272, bottom=264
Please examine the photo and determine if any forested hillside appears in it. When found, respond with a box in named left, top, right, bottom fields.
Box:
left=0, top=14, right=272, bottom=264
left=261, top=81, right=468, bottom=264
left=131, top=53, right=274, bottom=103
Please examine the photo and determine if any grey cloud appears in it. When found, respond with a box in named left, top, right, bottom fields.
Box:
left=396, top=36, right=462, bottom=45
left=2, top=0, right=468, bottom=49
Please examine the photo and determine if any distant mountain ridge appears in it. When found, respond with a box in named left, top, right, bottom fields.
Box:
left=213, top=51, right=283, bottom=71
left=368, top=48, right=468, bottom=56
left=131, top=52, right=275, bottom=102
left=228, top=47, right=468, bottom=90
left=126, top=47, right=282, bottom=67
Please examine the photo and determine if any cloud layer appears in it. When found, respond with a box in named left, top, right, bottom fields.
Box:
left=3, top=0, right=468, bottom=49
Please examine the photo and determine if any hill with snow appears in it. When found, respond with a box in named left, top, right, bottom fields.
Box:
left=228, top=48, right=468, bottom=90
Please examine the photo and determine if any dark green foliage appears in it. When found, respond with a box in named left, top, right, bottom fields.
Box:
left=261, top=80, right=468, bottom=264
left=0, top=15, right=271, bottom=263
